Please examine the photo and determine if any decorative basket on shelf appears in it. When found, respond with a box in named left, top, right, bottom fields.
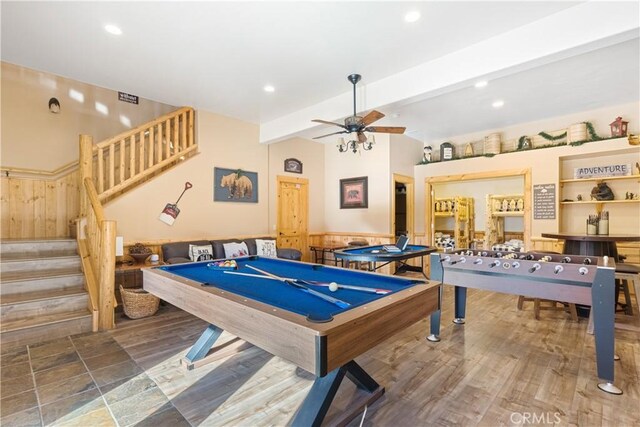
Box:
left=119, top=285, right=159, bottom=319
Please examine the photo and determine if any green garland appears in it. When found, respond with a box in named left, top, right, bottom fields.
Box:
left=585, top=122, right=602, bottom=141
left=538, top=130, right=567, bottom=141
left=416, top=121, right=617, bottom=165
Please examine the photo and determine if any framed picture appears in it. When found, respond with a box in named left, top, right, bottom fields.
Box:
left=340, top=176, right=368, bottom=209
left=284, top=158, right=303, bottom=174
left=213, top=167, right=258, bottom=203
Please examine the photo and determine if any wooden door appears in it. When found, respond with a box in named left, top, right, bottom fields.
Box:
left=277, top=176, right=309, bottom=261
left=391, top=174, right=414, bottom=240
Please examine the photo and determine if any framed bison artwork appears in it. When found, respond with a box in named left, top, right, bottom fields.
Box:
left=214, top=167, right=258, bottom=203
left=340, top=176, right=368, bottom=209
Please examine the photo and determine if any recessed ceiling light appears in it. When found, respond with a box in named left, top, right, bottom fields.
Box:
left=474, top=80, right=488, bottom=89
left=264, top=85, right=275, bottom=93
left=405, top=11, right=421, bottom=23
left=492, top=100, right=505, bottom=108
left=104, top=24, right=122, bottom=35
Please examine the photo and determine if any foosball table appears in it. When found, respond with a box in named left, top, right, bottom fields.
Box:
left=428, top=250, right=621, bottom=395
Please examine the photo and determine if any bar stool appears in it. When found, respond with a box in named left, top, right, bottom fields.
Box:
left=615, top=263, right=640, bottom=316
left=347, top=240, right=370, bottom=270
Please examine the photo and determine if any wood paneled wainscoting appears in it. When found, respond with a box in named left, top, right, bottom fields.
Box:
left=0, top=166, right=80, bottom=239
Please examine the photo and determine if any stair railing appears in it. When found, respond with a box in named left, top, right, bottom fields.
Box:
left=93, top=106, right=196, bottom=202
left=79, top=135, right=116, bottom=331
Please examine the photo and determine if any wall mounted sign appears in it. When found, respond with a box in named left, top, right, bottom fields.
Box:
left=214, top=167, right=258, bottom=203
left=118, top=92, right=139, bottom=105
left=573, top=163, right=630, bottom=179
left=533, top=183, right=556, bottom=220
left=284, top=158, right=303, bottom=174
left=440, top=142, right=455, bottom=161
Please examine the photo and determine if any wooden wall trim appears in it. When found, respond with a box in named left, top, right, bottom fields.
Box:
left=1, top=161, right=79, bottom=180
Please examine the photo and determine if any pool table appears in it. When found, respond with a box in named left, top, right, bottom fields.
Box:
left=143, top=256, right=439, bottom=426
left=333, top=244, right=436, bottom=278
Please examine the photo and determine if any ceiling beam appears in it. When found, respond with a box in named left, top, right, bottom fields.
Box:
left=259, top=1, right=639, bottom=144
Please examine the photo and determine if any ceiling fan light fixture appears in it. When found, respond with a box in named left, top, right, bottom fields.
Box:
left=404, top=11, right=421, bottom=23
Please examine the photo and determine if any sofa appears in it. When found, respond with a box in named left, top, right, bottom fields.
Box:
left=161, top=237, right=302, bottom=264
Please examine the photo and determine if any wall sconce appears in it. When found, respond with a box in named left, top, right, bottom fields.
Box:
left=48, top=97, right=61, bottom=114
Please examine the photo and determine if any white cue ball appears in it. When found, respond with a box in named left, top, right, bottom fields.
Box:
left=328, top=282, right=339, bottom=292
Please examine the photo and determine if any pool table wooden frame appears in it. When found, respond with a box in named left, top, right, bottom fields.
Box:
left=143, top=262, right=439, bottom=377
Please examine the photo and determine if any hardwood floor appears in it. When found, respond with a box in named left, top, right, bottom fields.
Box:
left=112, top=285, right=639, bottom=426
left=2, top=285, right=638, bottom=426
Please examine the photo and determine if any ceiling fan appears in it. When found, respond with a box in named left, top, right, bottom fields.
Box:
left=311, top=74, right=406, bottom=149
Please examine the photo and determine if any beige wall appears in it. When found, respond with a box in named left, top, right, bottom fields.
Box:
left=104, top=110, right=271, bottom=241
left=267, top=137, right=324, bottom=233
left=323, top=134, right=392, bottom=234
left=390, top=133, right=423, bottom=177
left=1, top=62, right=177, bottom=170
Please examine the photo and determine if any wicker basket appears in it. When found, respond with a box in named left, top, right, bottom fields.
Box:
left=120, top=285, right=159, bottom=319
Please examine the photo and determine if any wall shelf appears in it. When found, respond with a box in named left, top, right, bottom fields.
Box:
left=559, top=174, right=640, bottom=184
left=560, top=199, right=639, bottom=205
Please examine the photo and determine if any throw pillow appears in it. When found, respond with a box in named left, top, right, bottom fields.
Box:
left=256, top=239, right=277, bottom=258
left=189, top=244, right=214, bottom=262
left=223, top=242, right=249, bottom=258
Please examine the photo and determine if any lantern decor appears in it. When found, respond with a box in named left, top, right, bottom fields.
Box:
left=609, top=117, right=628, bottom=138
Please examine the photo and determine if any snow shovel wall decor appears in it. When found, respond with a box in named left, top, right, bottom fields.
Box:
left=159, top=182, right=193, bottom=225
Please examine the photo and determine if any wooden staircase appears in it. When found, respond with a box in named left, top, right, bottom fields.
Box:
left=0, top=238, right=93, bottom=347
left=1, top=107, right=197, bottom=344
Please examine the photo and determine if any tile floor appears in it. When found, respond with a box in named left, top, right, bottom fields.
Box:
left=0, top=331, right=189, bottom=426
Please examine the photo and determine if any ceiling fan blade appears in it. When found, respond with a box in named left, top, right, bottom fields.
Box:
left=312, top=130, right=349, bottom=139
left=311, top=119, right=348, bottom=129
left=361, top=110, right=385, bottom=126
left=357, top=132, right=367, bottom=143
left=365, top=126, right=406, bottom=134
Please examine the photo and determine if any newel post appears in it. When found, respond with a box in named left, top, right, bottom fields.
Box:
left=79, top=135, right=93, bottom=217
left=98, top=220, right=116, bottom=330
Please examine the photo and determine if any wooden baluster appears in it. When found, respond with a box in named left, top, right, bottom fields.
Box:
left=148, top=125, right=155, bottom=168
left=180, top=112, right=186, bottom=151
left=97, top=149, right=104, bottom=193
left=98, top=220, right=116, bottom=330
left=188, top=109, right=194, bottom=147
left=129, top=134, right=137, bottom=178
left=158, top=119, right=166, bottom=162
left=139, top=129, right=146, bottom=173
left=79, top=135, right=93, bottom=217
left=173, top=115, right=179, bottom=154
left=119, top=139, right=125, bottom=184
left=108, top=143, right=115, bottom=190
left=165, top=119, right=171, bottom=159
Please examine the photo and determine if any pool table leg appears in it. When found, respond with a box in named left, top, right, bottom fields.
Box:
left=453, top=286, right=466, bottom=324
left=292, top=361, right=383, bottom=427
left=184, top=324, right=223, bottom=364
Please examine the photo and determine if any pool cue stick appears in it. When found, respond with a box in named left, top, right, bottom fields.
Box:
left=224, top=271, right=294, bottom=281
left=235, top=267, right=391, bottom=294
left=246, top=265, right=350, bottom=308
left=297, top=280, right=391, bottom=295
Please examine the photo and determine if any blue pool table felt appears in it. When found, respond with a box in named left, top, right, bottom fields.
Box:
left=158, top=257, right=422, bottom=322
